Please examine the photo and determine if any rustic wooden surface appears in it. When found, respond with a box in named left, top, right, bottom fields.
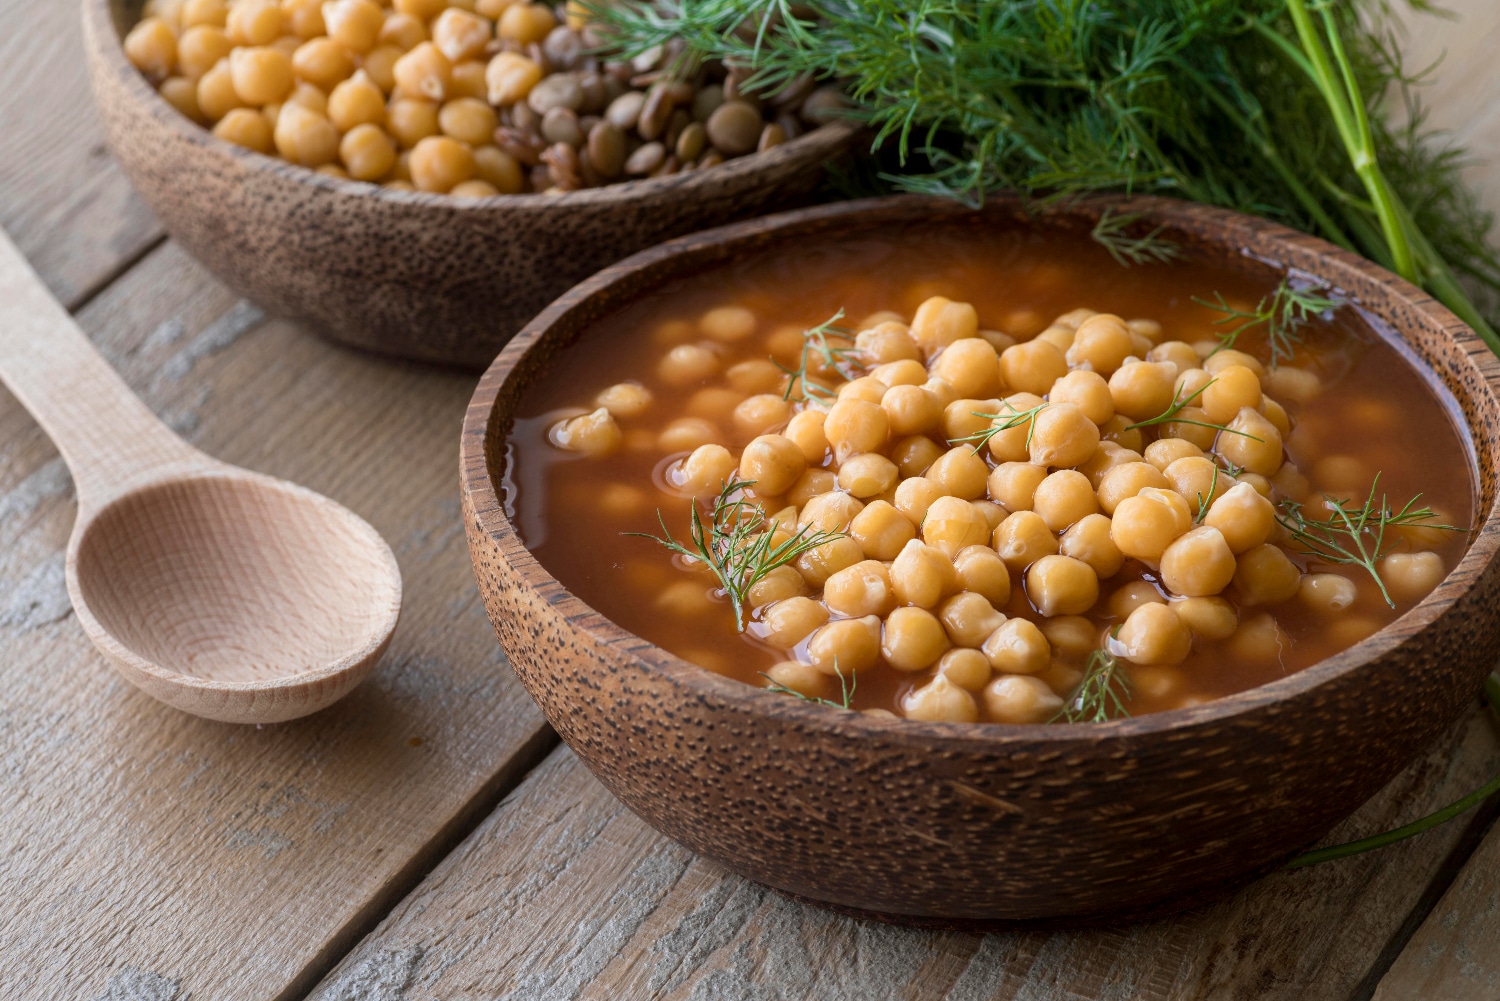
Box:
left=0, top=1, right=1497, bottom=999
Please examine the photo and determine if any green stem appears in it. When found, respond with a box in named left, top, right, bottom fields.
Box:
left=1389, top=194, right=1500, bottom=353
left=1286, top=675, right=1500, bottom=869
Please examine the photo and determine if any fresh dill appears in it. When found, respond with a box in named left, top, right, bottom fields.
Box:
left=1091, top=207, right=1181, bottom=267
left=1053, top=643, right=1132, bottom=724
left=776, top=310, right=855, bottom=403
left=1124, top=379, right=1260, bottom=440
left=1194, top=465, right=1222, bottom=524
left=626, top=477, right=847, bottom=630
left=948, top=400, right=1048, bottom=454
left=1275, top=474, right=1465, bottom=608
left=1195, top=279, right=1342, bottom=367
left=759, top=660, right=857, bottom=710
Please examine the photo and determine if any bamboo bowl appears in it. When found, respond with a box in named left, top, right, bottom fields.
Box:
left=461, top=194, right=1500, bottom=925
left=81, top=0, right=858, bottom=368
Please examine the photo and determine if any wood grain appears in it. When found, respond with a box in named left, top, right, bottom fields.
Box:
left=0, top=241, right=553, bottom=998
left=310, top=702, right=1499, bottom=1000
left=0, top=0, right=159, bottom=307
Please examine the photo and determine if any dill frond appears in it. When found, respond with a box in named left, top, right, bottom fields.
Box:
left=1124, top=379, right=1261, bottom=440
left=948, top=400, right=1047, bottom=454
left=759, top=660, right=857, bottom=710
left=1091, top=207, right=1181, bottom=267
left=1053, top=645, right=1132, bottom=724
left=1195, top=279, right=1342, bottom=366
left=777, top=310, right=856, bottom=403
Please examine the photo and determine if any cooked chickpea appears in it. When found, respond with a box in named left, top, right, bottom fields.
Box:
left=1298, top=573, right=1358, bottom=614
left=394, top=41, right=451, bottom=102
left=763, top=660, right=829, bottom=699
left=926, top=446, right=989, bottom=500
left=984, top=675, right=1064, bottom=723
left=1164, top=456, right=1226, bottom=516
left=942, top=397, right=999, bottom=443
left=658, top=417, right=719, bottom=452
left=1148, top=340, right=1199, bottom=373
left=1059, top=513, right=1123, bottom=579
left=903, top=674, right=979, bottom=722
left=999, top=339, right=1068, bottom=396
left=787, top=469, right=836, bottom=507
left=1045, top=371, right=1111, bottom=425
left=889, top=539, right=959, bottom=608
left=1112, top=601, right=1191, bottom=666
left=805, top=614, right=883, bottom=676
left=1026, top=554, right=1099, bottom=616
left=696, top=305, right=756, bottom=343
left=657, top=343, right=720, bottom=386
left=838, top=453, right=899, bottom=499
left=731, top=394, right=792, bottom=440
left=938, top=591, right=1007, bottom=647
left=799, top=493, right=863, bottom=533
left=1028, top=402, right=1099, bottom=468
left=881, top=606, right=950, bottom=671
left=936, top=648, right=992, bottom=691
left=795, top=536, right=864, bottom=588
left=856, top=322, right=921, bottom=364
left=871, top=359, right=929, bottom=388
left=1263, top=365, right=1322, bottom=405
left=1233, top=544, right=1302, bottom=605
left=1201, top=365, right=1262, bottom=424
left=986, top=461, right=1047, bottom=512
left=177, top=25, right=232, bottom=79
left=386, top=98, right=440, bottom=148
left=910, top=296, right=978, bottom=352
left=1171, top=595, right=1237, bottom=639
left=881, top=385, right=942, bottom=436
left=823, top=399, right=889, bottom=463
left=952, top=546, right=1011, bottom=607
left=1159, top=526, right=1236, bottom=597
left=337, top=123, right=396, bottom=180
left=497, top=2, right=558, bottom=45
left=212, top=107, right=274, bottom=152
left=931, top=338, right=1000, bottom=398
left=690, top=389, right=745, bottom=425
left=227, top=0, right=282, bottom=46
left=782, top=409, right=828, bottom=465
left=674, top=443, right=736, bottom=497
left=1063, top=313, right=1133, bottom=374
left=890, top=435, right=943, bottom=479
left=485, top=50, right=543, bottom=105
left=1038, top=616, right=1095, bottom=660
left=992, top=510, right=1058, bottom=573
left=758, top=596, right=829, bottom=648
left=1108, top=361, right=1176, bottom=421
left=551, top=407, right=621, bottom=457
left=1144, top=438, right=1203, bottom=472
left=1261, top=397, right=1292, bottom=436
left=1109, top=581, right=1166, bottom=619
left=850, top=501, right=915, bottom=561
left=738, top=434, right=806, bottom=496
left=655, top=579, right=716, bottom=618
left=747, top=565, right=806, bottom=608
left=1032, top=469, right=1098, bottom=531
left=408, top=135, right=474, bottom=193
left=1379, top=552, right=1446, bottom=603
left=894, top=476, right=942, bottom=526
left=272, top=100, right=338, bottom=166
left=1203, top=481, right=1275, bottom=554
left=1078, top=442, right=1143, bottom=488
left=1226, top=612, right=1286, bottom=662
left=823, top=561, right=896, bottom=618
left=1216, top=407, right=1284, bottom=476
left=596, top=381, right=653, bottom=419
left=981, top=617, right=1050, bottom=674
left=1110, top=487, right=1190, bottom=560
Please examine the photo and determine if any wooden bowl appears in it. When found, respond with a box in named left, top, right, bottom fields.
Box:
left=460, top=194, right=1500, bottom=925
left=81, top=0, right=858, bottom=368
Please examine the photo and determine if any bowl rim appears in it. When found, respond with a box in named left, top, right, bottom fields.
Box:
left=84, top=0, right=862, bottom=208
left=462, top=192, right=1500, bottom=744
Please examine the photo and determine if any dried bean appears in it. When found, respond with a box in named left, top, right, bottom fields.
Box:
left=800, top=84, right=847, bottom=125
left=705, top=99, right=763, bottom=156
left=542, top=26, right=583, bottom=71
left=630, top=44, right=662, bottom=73
left=776, top=113, right=803, bottom=140
left=494, top=125, right=546, bottom=166
left=529, top=163, right=552, bottom=190
left=528, top=73, right=584, bottom=114
left=512, top=100, right=542, bottom=133
left=603, top=60, right=634, bottom=85
left=577, top=71, right=609, bottom=114
left=664, top=80, right=696, bottom=104
left=692, top=85, right=724, bottom=122
left=605, top=90, right=645, bottom=130
left=770, top=71, right=815, bottom=109
left=675, top=121, right=706, bottom=161
left=588, top=120, right=626, bottom=177
left=757, top=122, right=787, bottom=152
left=663, top=108, right=690, bottom=148
left=698, top=149, right=725, bottom=169
left=577, top=146, right=602, bottom=187
left=649, top=153, right=679, bottom=178
left=624, top=140, right=666, bottom=175
left=541, top=107, right=584, bottom=147
left=579, top=114, right=602, bottom=133
left=542, top=141, right=581, bottom=189
left=637, top=84, right=675, bottom=141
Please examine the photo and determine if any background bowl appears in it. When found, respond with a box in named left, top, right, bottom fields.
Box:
left=461, top=194, right=1500, bottom=925
left=82, top=0, right=858, bottom=367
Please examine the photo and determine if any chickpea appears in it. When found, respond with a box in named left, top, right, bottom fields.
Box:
left=1170, top=595, right=1237, bottom=640
left=326, top=70, right=384, bottom=132
left=947, top=549, right=1006, bottom=610
left=657, top=343, right=720, bottom=387
left=881, top=385, right=942, bottom=436
left=655, top=579, right=717, bottom=618
left=1144, top=438, right=1203, bottom=472
left=595, top=381, right=652, bottom=420
left=281, top=0, right=323, bottom=37
left=1041, top=616, right=1097, bottom=660
left=845, top=501, right=911, bottom=562
left=747, top=565, right=806, bottom=608
left=786, top=468, right=836, bottom=508
left=999, top=339, right=1067, bottom=396
left=992, top=510, right=1058, bottom=573
left=926, top=446, right=989, bottom=500
left=981, top=617, right=1050, bottom=674
left=1202, top=481, right=1275, bottom=554
left=889, top=539, right=959, bottom=608
left=1227, top=612, right=1286, bottom=662
left=903, top=674, right=979, bottom=722
left=182, top=0, right=226, bottom=27
left=942, top=397, right=1000, bottom=444
left=910, top=296, right=979, bottom=352
left=799, top=493, right=863, bottom=532
left=1032, top=469, right=1098, bottom=532
left=894, top=476, right=943, bottom=526
left=430, top=7, right=492, bottom=62
left=1059, top=513, right=1123, bottom=579
left=337, top=123, right=396, bottom=179
left=1379, top=552, right=1446, bottom=603
left=195, top=58, right=245, bottom=122
left=485, top=51, right=543, bottom=106
left=738, top=434, right=806, bottom=496
left=1164, top=456, right=1226, bottom=516
left=285, top=80, right=328, bottom=114
left=1036, top=324, right=1074, bottom=353
left=1261, top=397, right=1292, bottom=437
left=1202, top=365, right=1262, bottom=425
left=321, top=0, right=383, bottom=52
left=855, top=322, right=920, bottom=364
left=658, top=417, right=719, bottom=452
left=1263, top=365, right=1322, bottom=405
left=1298, top=572, right=1358, bottom=614
left=757, top=596, right=829, bottom=648
left=1147, top=340, right=1201, bottom=375
left=729, top=394, right=791, bottom=440
left=937, top=648, right=993, bottom=691
left=273, top=101, right=338, bottom=166
left=1233, top=544, right=1302, bottom=605
left=1110, top=487, right=1190, bottom=561
left=291, top=37, right=353, bottom=90
left=435, top=96, right=497, bottom=146
left=1050, top=370, right=1114, bottom=424
left=838, top=453, right=899, bottom=499
left=1026, top=554, right=1099, bottom=616
left=1078, top=441, right=1144, bottom=488
left=227, top=0, right=282, bottom=45
left=408, top=135, right=474, bottom=193
left=1112, top=601, right=1191, bottom=666
left=497, top=2, right=558, bottom=45
left=931, top=338, right=1001, bottom=398
left=938, top=591, right=1007, bottom=648
left=1217, top=407, right=1284, bottom=476
left=1028, top=402, right=1099, bottom=468
left=160, top=76, right=203, bottom=122
left=1158, top=526, right=1236, bottom=597
left=1109, top=581, right=1166, bottom=620
left=881, top=606, right=950, bottom=671
left=986, top=461, right=1047, bottom=513
left=871, top=359, right=929, bottom=388
left=1060, top=313, right=1131, bottom=373
left=795, top=536, right=864, bottom=588
left=212, top=107, right=274, bottom=152
left=551, top=407, right=621, bottom=457
left=804, top=614, right=882, bottom=676
left=929, top=379, right=960, bottom=411
left=386, top=98, right=440, bottom=148
left=824, top=399, right=889, bottom=463
left=1271, top=463, right=1312, bottom=503
left=823, top=561, right=896, bottom=619
left=984, top=675, right=1064, bottom=724
left=673, top=443, right=736, bottom=497
left=1097, top=414, right=1145, bottom=453
left=394, top=41, right=452, bottom=102
left=1108, top=361, right=1176, bottom=421
left=177, top=25, right=232, bottom=79
left=394, top=0, right=445, bottom=18
left=781, top=409, right=828, bottom=465
left=890, top=435, right=943, bottom=479
left=763, top=660, right=829, bottom=699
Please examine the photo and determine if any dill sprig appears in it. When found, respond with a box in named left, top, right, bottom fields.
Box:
left=1053, top=644, right=1132, bottom=724
left=1275, top=474, right=1465, bottom=608
left=948, top=400, right=1048, bottom=454
left=626, top=477, right=847, bottom=630
left=1195, top=279, right=1342, bottom=367
left=1124, top=379, right=1261, bottom=440
left=776, top=310, right=855, bottom=403
left=759, top=660, right=857, bottom=710
left=1091, top=207, right=1181, bottom=267
left=1194, top=465, right=1222, bottom=524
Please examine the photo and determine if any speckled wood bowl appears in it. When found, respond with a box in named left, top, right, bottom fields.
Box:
left=460, top=193, right=1500, bottom=926
left=81, top=0, right=859, bottom=368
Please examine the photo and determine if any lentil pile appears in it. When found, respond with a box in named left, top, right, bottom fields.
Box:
left=125, top=0, right=840, bottom=194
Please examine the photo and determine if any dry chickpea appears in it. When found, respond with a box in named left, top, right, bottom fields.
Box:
left=848, top=501, right=914, bottom=561
left=823, top=561, right=896, bottom=618
left=394, top=41, right=452, bottom=102
left=1050, top=370, right=1115, bottom=424
left=1026, top=554, right=1099, bottom=616
left=435, top=96, right=497, bottom=146
left=177, top=25, right=233, bottom=79
left=986, top=461, right=1047, bottom=512
left=1059, top=513, right=1123, bottom=579
left=1233, top=543, right=1302, bottom=605
left=911, top=296, right=979, bottom=352
left=889, top=539, right=959, bottom=608
left=823, top=399, right=889, bottom=463
left=925, top=446, right=989, bottom=501
left=160, top=76, right=203, bottom=121
left=290, top=37, right=353, bottom=90
left=856, top=322, right=921, bottom=364
left=938, top=591, right=1006, bottom=648
left=894, top=476, right=942, bottom=526
left=992, top=510, right=1058, bottom=573
left=273, top=100, right=338, bottom=166
left=384, top=98, right=438, bottom=148
left=551, top=407, right=621, bottom=457
left=731, top=394, right=792, bottom=440
left=1110, top=487, right=1190, bottom=561
left=837, top=377, right=890, bottom=405
left=196, top=58, right=245, bottom=121
left=212, top=107, right=274, bottom=152
left=763, top=660, right=829, bottom=699
left=1203, top=481, right=1275, bottom=554
left=281, top=0, right=324, bottom=38
left=497, top=2, right=558, bottom=45
left=394, top=0, right=446, bottom=18
left=748, top=565, right=807, bottom=608
left=881, top=385, right=942, bottom=436
left=1097, top=461, right=1171, bottom=516
left=325, top=71, right=384, bottom=132
left=1227, top=612, right=1286, bottom=662
left=1108, top=361, right=1176, bottom=421
left=1379, top=552, right=1446, bottom=603
left=758, top=596, right=829, bottom=648
left=1201, top=365, right=1262, bottom=424
left=674, top=444, right=736, bottom=497
left=1063, top=313, right=1133, bottom=374
left=1159, top=526, right=1236, bottom=597
left=485, top=51, right=543, bottom=106
left=936, top=648, right=992, bottom=691
left=1170, top=595, right=1237, bottom=640
left=227, top=0, right=282, bottom=46
left=1217, top=407, right=1284, bottom=476
left=658, top=417, right=719, bottom=452
left=881, top=606, right=950, bottom=671
left=738, top=435, right=806, bottom=496
left=1144, top=438, right=1203, bottom=472
left=286, top=80, right=328, bottom=113
left=931, top=338, right=1000, bottom=399
left=431, top=7, right=492, bottom=62
left=984, top=675, right=1064, bottom=724
left=1112, top=601, right=1191, bottom=666
left=795, top=536, right=864, bottom=588
left=1032, top=469, right=1098, bottom=532
left=1298, top=573, right=1358, bottom=614
left=981, top=617, right=1050, bottom=674
left=322, top=0, right=383, bottom=52
left=999, top=339, right=1067, bottom=396
left=871, top=359, right=929, bottom=388
left=408, top=135, right=474, bottom=193
left=1028, top=402, right=1099, bottom=468
left=903, top=674, right=979, bottom=722
left=657, top=343, right=720, bottom=386
left=182, top=0, right=226, bottom=27
left=890, top=435, right=943, bottom=479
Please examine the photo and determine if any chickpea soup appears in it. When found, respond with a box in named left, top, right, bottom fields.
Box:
left=504, top=219, right=1474, bottom=724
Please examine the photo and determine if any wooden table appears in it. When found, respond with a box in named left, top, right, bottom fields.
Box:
left=3, top=5, right=1499, bottom=1000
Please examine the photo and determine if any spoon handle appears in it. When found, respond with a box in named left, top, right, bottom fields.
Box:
left=0, top=229, right=201, bottom=514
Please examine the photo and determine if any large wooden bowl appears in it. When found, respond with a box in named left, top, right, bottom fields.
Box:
left=461, top=194, right=1500, bottom=925
left=81, top=0, right=858, bottom=367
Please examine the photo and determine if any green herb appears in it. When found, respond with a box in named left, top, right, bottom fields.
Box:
left=1091, top=207, right=1181, bottom=267
left=1195, top=279, right=1342, bottom=367
left=759, top=660, right=857, bottom=710
left=626, top=477, right=847, bottom=630
left=595, top=0, right=1500, bottom=349
left=948, top=400, right=1047, bottom=454
left=1275, top=474, right=1465, bottom=608
left=1124, top=379, right=1260, bottom=440
left=776, top=310, right=854, bottom=403
left=1194, top=465, right=1222, bottom=525
left=1052, top=643, right=1132, bottom=724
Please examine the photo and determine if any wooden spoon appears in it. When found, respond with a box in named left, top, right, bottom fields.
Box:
left=0, top=231, right=401, bottom=723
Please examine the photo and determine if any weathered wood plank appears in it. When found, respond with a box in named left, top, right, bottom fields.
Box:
left=311, top=701, right=1499, bottom=1001
left=0, top=242, right=554, bottom=1000
left=0, top=0, right=161, bottom=307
